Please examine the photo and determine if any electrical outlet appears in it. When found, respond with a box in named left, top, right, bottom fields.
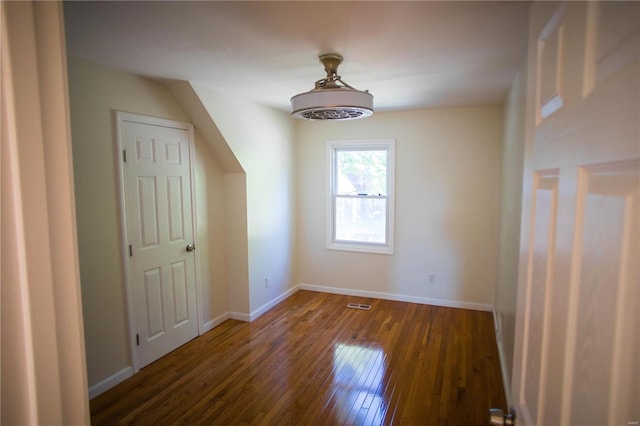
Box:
left=264, top=277, right=270, bottom=288
left=428, top=274, right=436, bottom=284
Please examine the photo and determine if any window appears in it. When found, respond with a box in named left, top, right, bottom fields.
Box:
left=327, top=139, right=395, bottom=254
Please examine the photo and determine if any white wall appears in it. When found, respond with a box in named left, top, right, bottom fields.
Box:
left=495, top=65, right=527, bottom=402
left=296, top=107, right=503, bottom=308
left=67, top=56, right=228, bottom=389
left=190, top=84, right=298, bottom=316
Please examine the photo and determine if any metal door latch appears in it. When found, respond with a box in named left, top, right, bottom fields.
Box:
left=489, top=407, right=517, bottom=425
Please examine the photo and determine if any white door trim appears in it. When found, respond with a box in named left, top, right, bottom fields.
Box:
left=114, top=111, right=201, bottom=373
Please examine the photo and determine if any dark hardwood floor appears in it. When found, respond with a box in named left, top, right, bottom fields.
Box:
left=90, top=290, right=506, bottom=425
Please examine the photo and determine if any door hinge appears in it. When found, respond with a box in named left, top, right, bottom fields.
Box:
left=123, top=149, right=127, bottom=163
left=136, top=334, right=140, bottom=346
left=129, top=244, right=133, bottom=257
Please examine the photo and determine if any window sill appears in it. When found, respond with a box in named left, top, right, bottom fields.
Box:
left=327, top=241, right=394, bottom=255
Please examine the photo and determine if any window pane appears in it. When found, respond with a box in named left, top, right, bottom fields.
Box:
left=336, top=150, right=387, bottom=195
left=335, top=197, right=387, bottom=243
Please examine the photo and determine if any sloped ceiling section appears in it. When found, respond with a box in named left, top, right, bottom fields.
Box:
left=167, top=81, right=244, bottom=173
left=63, top=1, right=530, bottom=112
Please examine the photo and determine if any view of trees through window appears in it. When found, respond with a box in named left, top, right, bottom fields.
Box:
left=334, top=148, right=388, bottom=244
left=336, top=149, right=387, bottom=196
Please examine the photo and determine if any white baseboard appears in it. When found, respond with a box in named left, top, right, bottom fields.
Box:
left=249, top=285, right=300, bottom=321
left=298, top=283, right=493, bottom=312
left=493, top=307, right=512, bottom=407
left=201, top=312, right=230, bottom=334
left=88, top=366, right=133, bottom=399
left=229, top=285, right=301, bottom=323
left=229, top=311, right=251, bottom=322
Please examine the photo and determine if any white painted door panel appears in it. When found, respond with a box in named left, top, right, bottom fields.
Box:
left=513, top=2, right=639, bottom=425
left=121, top=117, right=198, bottom=369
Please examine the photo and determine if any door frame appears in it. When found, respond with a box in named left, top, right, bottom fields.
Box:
left=114, top=111, right=202, bottom=373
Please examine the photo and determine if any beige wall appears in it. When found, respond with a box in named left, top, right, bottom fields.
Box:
left=67, top=56, right=228, bottom=388
left=191, top=84, right=299, bottom=315
left=194, top=138, right=229, bottom=323
left=296, top=106, right=503, bottom=307
left=494, top=65, right=527, bottom=401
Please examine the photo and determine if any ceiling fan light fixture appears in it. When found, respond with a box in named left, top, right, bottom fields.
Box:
left=291, top=53, right=373, bottom=121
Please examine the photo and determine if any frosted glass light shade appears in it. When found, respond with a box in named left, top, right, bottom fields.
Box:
left=291, top=88, right=373, bottom=120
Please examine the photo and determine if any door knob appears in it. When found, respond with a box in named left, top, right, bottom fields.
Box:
left=186, top=243, right=196, bottom=252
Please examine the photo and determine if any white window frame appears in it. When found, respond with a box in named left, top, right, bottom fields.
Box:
left=326, top=139, right=395, bottom=255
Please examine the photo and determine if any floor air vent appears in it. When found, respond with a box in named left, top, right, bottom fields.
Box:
left=347, top=303, right=372, bottom=311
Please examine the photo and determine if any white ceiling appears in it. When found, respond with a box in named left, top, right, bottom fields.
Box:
left=63, top=1, right=531, bottom=113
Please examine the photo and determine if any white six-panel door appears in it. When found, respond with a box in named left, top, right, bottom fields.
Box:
left=118, top=112, right=199, bottom=369
left=512, top=2, right=639, bottom=425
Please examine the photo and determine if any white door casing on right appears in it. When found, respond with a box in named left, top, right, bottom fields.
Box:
left=512, top=2, right=639, bottom=426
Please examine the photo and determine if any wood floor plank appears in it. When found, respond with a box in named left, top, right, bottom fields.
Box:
left=90, top=291, right=506, bottom=425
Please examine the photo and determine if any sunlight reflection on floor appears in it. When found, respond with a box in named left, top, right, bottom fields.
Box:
left=331, top=343, right=387, bottom=424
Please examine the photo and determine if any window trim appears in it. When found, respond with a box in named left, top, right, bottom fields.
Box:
left=326, top=139, right=395, bottom=255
